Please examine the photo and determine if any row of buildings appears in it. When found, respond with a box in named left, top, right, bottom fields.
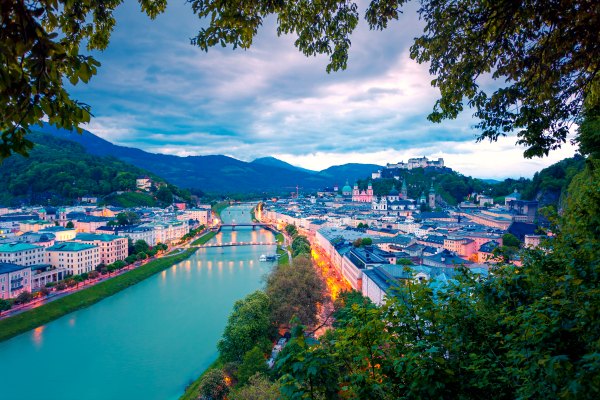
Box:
left=0, top=204, right=211, bottom=300
left=258, top=186, right=542, bottom=306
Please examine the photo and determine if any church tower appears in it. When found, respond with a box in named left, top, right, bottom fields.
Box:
left=401, top=179, right=408, bottom=199
left=367, top=181, right=373, bottom=198
left=352, top=182, right=359, bottom=202
left=428, top=183, right=436, bottom=209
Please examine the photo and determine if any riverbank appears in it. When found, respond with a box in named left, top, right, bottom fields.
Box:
left=0, top=248, right=198, bottom=343
left=180, top=358, right=223, bottom=400
left=191, top=231, right=217, bottom=246
left=212, top=201, right=229, bottom=219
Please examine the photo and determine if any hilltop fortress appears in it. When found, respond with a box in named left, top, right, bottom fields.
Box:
left=386, top=156, right=444, bottom=170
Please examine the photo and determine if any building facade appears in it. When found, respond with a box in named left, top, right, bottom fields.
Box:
left=46, top=242, right=100, bottom=275
left=0, top=263, right=32, bottom=299
left=352, top=182, right=374, bottom=203
left=73, top=233, right=128, bottom=265
left=0, top=243, right=46, bottom=266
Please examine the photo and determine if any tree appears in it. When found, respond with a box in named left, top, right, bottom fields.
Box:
left=352, top=237, right=372, bottom=247
left=276, top=324, right=342, bottom=399
left=291, top=235, right=311, bottom=257
left=117, top=211, right=141, bottom=226
left=0, top=299, right=11, bottom=315
left=189, top=0, right=599, bottom=159
left=134, top=239, right=150, bottom=254
left=266, top=255, right=325, bottom=327
left=1, top=0, right=167, bottom=159
left=39, top=286, right=51, bottom=297
left=156, top=186, right=173, bottom=204
left=284, top=224, right=298, bottom=238
left=217, top=291, right=273, bottom=363
left=237, top=346, right=268, bottom=386
left=14, top=291, right=33, bottom=304
left=65, top=221, right=74, bottom=229
left=502, top=233, right=521, bottom=248
left=125, top=255, right=138, bottom=265
left=396, top=258, right=414, bottom=266
left=229, top=373, right=280, bottom=400
left=197, top=368, right=229, bottom=400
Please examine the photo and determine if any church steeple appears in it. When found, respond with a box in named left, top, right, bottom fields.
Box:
left=401, top=179, right=408, bottom=198
left=428, top=183, right=436, bottom=208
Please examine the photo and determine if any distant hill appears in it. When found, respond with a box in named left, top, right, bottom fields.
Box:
left=0, top=132, right=188, bottom=207
left=481, top=179, right=501, bottom=184
left=35, top=124, right=382, bottom=194
left=251, top=157, right=315, bottom=174
left=523, top=155, right=586, bottom=208
left=319, top=163, right=382, bottom=186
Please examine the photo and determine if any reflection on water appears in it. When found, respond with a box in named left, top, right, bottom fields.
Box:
left=33, top=326, right=45, bottom=347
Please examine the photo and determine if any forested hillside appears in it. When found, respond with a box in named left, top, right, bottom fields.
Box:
left=0, top=133, right=189, bottom=206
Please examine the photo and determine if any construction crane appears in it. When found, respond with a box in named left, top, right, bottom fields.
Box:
left=284, top=185, right=304, bottom=198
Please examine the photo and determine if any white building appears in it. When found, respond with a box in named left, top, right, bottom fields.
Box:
left=38, top=226, right=77, bottom=241
left=0, top=243, right=46, bottom=266
left=46, top=242, right=100, bottom=275
left=136, top=177, right=152, bottom=191
left=362, top=267, right=397, bottom=306
left=73, top=233, right=128, bottom=265
left=97, top=225, right=157, bottom=247
left=184, top=208, right=211, bottom=225
left=143, top=220, right=189, bottom=244
left=0, top=263, right=32, bottom=299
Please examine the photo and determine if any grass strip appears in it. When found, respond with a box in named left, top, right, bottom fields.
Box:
left=211, top=201, right=229, bottom=219
left=277, top=246, right=290, bottom=266
left=179, top=358, right=223, bottom=400
left=191, top=231, right=217, bottom=246
left=275, top=233, right=284, bottom=244
left=0, top=248, right=198, bottom=343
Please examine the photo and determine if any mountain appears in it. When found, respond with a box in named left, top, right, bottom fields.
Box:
left=35, top=124, right=382, bottom=194
left=0, top=132, right=188, bottom=207
left=318, top=163, right=382, bottom=186
left=251, top=157, right=316, bottom=174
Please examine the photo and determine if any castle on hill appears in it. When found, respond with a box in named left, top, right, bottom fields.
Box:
left=386, top=156, right=444, bottom=170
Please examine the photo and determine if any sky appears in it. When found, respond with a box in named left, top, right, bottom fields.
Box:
left=71, top=1, right=577, bottom=179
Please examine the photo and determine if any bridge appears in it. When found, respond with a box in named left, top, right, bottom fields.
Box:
left=220, top=223, right=268, bottom=227
left=218, top=223, right=280, bottom=235
left=200, top=241, right=278, bottom=248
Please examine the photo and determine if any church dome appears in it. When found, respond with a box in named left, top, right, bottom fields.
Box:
left=342, top=179, right=352, bottom=193
left=389, top=186, right=399, bottom=196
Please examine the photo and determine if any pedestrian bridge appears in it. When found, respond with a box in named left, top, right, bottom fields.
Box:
left=200, top=241, right=278, bottom=248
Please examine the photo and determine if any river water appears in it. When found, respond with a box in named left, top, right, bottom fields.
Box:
left=0, top=205, right=275, bottom=400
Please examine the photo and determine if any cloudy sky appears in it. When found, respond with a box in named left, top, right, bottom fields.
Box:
left=72, top=1, right=577, bottom=179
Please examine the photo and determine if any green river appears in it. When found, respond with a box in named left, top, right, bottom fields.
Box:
left=0, top=205, right=276, bottom=400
